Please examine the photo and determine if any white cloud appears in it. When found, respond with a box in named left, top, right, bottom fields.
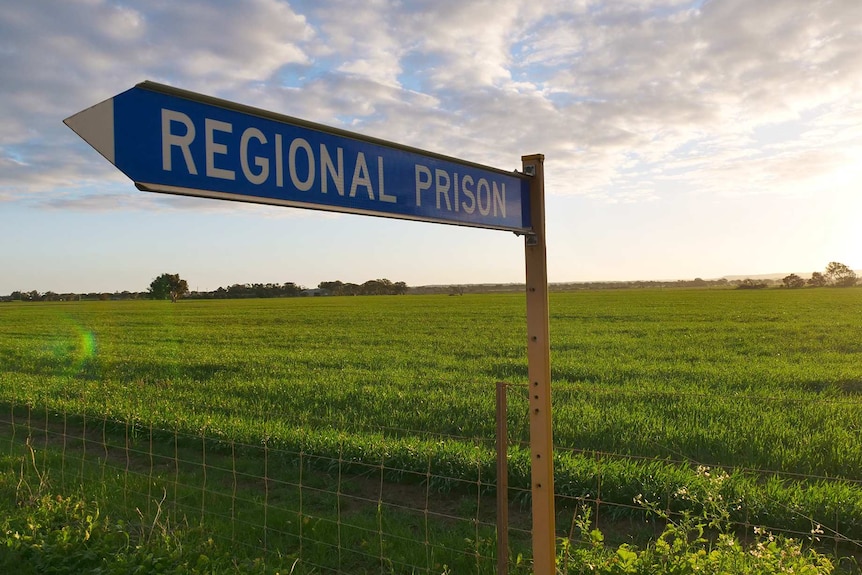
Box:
left=306, top=1, right=405, bottom=87
left=498, top=0, right=862, bottom=201
left=0, top=0, right=315, bottom=202
left=141, top=0, right=313, bottom=85
left=1, top=0, right=859, bottom=213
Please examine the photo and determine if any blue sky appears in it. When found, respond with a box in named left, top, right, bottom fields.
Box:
left=1, top=0, right=860, bottom=294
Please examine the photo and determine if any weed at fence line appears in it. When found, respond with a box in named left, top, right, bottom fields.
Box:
left=1, top=439, right=277, bottom=575
left=556, top=466, right=836, bottom=575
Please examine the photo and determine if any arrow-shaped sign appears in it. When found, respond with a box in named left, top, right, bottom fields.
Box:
left=65, top=81, right=531, bottom=233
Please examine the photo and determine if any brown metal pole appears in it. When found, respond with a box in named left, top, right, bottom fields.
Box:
left=496, top=381, right=509, bottom=575
left=522, top=153, right=556, bottom=574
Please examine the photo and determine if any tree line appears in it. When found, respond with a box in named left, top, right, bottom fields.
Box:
left=776, top=262, right=858, bottom=289
left=317, top=279, right=408, bottom=296
left=191, top=278, right=408, bottom=299
left=3, top=262, right=856, bottom=302
left=0, top=275, right=409, bottom=302
left=732, top=262, right=858, bottom=290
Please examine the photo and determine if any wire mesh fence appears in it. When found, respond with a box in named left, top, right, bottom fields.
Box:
left=3, top=378, right=861, bottom=574
left=2, top=395, right=509, bottom=573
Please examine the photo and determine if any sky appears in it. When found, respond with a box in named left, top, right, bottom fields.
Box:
left=1, top=0, right=860, bottom=294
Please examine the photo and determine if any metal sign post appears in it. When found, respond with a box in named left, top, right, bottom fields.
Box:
left=65, top=83, right=556, bottom=573
left=522, top=154, right=556, bottom=574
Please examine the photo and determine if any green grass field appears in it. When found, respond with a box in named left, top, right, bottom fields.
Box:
left=1, top=288, right=861, bottom=569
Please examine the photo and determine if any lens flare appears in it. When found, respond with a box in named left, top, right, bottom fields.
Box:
left=74, top=328, right=97, bottom=369
left=47, top=315, right=99, bottom=375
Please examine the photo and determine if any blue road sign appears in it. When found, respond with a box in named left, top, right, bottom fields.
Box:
left=65, top=82, right=531, bottom=233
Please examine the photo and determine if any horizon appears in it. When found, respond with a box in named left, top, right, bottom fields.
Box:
left=6, top=266, right=859, bottom=297
left=2, top=1, right=860, bottom=295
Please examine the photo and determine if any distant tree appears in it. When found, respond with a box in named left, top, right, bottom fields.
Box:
left=361, top=279, right=385, bottom=295
left=736, top=278, right=768, bottom=290
left=319, top=281, right=345, bottom=295
left=342, top=282, right=361, bottom=296
left=282, top=282, right=303, bottom=297
left=781, top=274, right=805, bottom=289
left=807, top=272, right=827, bottom=287
left=358, top=278, right=406, bottom=295
left=824, top=261, right=857, bottom=287
left=226, top=284, right=250, bottom=298
left=148, top=273, right=189, bottom=302
left=317, top=279, right=405, bottom=296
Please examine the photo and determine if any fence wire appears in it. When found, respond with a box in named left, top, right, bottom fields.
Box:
left=1, top=397, right=505, bottom=574
left=2, top=380, right=861, bottom=574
